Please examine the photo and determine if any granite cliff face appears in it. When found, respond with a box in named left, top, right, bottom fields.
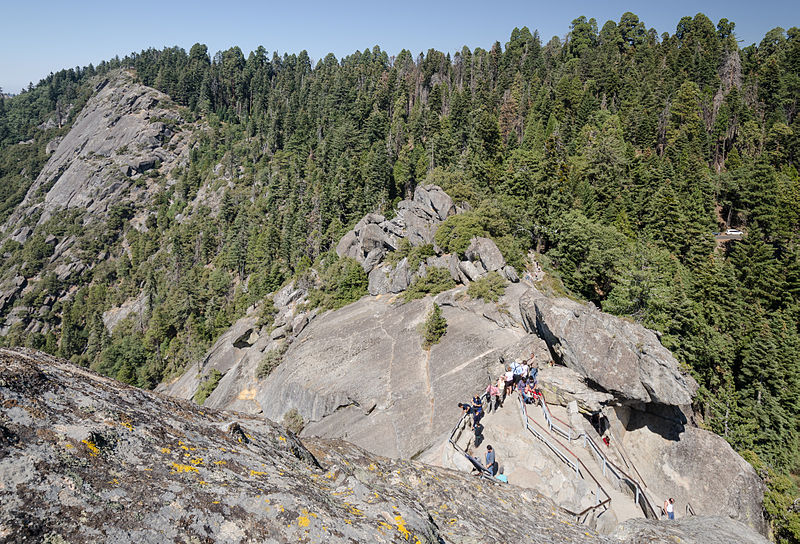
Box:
left=4, top=71, right=190, bottom=234
left=0, top=71, right=192, bottom=336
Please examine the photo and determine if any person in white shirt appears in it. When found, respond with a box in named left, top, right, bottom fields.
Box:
left=664, top=497, right=675, bottom=520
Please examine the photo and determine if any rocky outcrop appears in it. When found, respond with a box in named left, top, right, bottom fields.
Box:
left=1, top=347, right=624, bottom=544
left=158, top=282, right=314, bottom=414
left=336, top=185, right=454, bottom=272
left=101, top=291, right=148, bottom=332
left=337, top=185, right=518, bottom=296
left=612, top=516, right=769, bottom=544
left=3, top=70, right=191, bottom=237
left=520, top=289, right=697, bottom=406
left=606, top=404, right=767, bottom=535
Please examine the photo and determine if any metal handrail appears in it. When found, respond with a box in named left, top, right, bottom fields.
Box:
left=686, top=502, right=696, bottom=516
left=447, top=393, right=498, bottom=481
left=535, top=397, right=659, bottom=520
left=518, top=396, right=612, bottom=519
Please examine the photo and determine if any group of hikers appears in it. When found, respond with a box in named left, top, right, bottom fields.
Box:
left=458, top=353, right=543, bottom=432
left=456, top=353, right=684, bottom=521
left=457, top=353, right=544, bottom=478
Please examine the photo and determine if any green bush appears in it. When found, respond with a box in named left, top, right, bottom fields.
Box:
left=403, top=267, right=456, bottom=302
left=282, top=408, right=305, bottom=435
left=434, top=212, right=486, bottom=256
left=257, top=344, right=288, bottom=379
left=467, top=271, right=507, bottom=302
left=306, top=254, right=368, bottom=310
left=193, top=369, right=222, bottom=405
left=422, top=303, right=447, bottom=349
left=385, top=239, right=436, bottom=270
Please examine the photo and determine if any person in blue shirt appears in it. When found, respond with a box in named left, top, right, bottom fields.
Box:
left=485, top=444, right=497, bottom=475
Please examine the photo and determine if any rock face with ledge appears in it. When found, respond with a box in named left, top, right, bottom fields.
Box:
left=3, top=70, right=190, bottom=235
left=520, top=288, right=697, bottom=406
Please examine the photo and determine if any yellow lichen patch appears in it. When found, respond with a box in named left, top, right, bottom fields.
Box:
left=161, top=447, right=171, bottom=454
left=118, top=421, right=134, bottom=432
left=378, top=521, right=393, bottom=532
left=278, top=436, right=287, bottom=442
left=250, top=470, right=268, bottom=477
left=367, top=463, right=377, bottom=471
left=245, top=433, right=253, bottom=440
left=64, top=443, right=74, bottom=449
left=108, top=478, right=119, bottom=485
left=212, top=501, right=220, bottom=504
left=214, top=460, right=226, bottom=465
left=171, top=463, right=199, bottom=474
left=297, top=515, right=310, bottom=528
left=344, top=503, right=364, bottom=517
left=189, top=457, right=204, bottom=466
left=82, top=440, right=100, bottom=456
left=198, top=480, right=208, bottom=485
left=447, top=518, right=457, bottom=526
left=394, top=515, right=412, bottom=541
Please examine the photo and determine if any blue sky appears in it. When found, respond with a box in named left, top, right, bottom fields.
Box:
left=1, top=0, right=797, bottom=93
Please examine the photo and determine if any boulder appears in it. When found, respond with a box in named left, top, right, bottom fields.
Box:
left=537, top=365, right=615, bottom=412
left=520, top=289, right=697, bottom=406
left=368, top=264, right=391, bottom=295
left=458, top=260, right=484, bottom=282
left=503, top=265, right=520, bottom=283
left=388, top=258, right=412, bottom=293
left=414, top=184, right=455, bottom=221
left=465, top=236, right=506, bottom=272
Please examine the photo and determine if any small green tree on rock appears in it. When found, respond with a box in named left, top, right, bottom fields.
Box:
left=422, top=303, right=447, bottom=349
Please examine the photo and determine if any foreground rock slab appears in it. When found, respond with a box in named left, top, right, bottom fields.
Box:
left=612, top=515, right=769, bottom=544
left=0, top=347, right=618, bottom=544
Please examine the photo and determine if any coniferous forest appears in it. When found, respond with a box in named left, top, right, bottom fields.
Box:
left=0, top=13, right=799, bottom=540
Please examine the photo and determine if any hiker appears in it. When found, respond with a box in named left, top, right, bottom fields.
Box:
left=524, top=380, right=538, bottom=403
left=485, top=445, right=498, bottom=476
left=663, top=497, right=675, bottom=520
left=511, top=359, right=525, bottom=386
left=496, top=375, right=507, bottom=407
left=503, top=366, right=514, bottom=398
left=458, top=402, right=474, bottom=428
left=520, top=360, right=530, bottom=382
left=485, top=380, right=501, bottom=412
left=529, top=359, right=539, bottom=384
left=517, top=379, right=532, bottom=403
left=471, top=395, right=484, bottom=427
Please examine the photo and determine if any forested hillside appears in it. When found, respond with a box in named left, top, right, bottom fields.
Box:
left=0, top=12, right=799, bottom=540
